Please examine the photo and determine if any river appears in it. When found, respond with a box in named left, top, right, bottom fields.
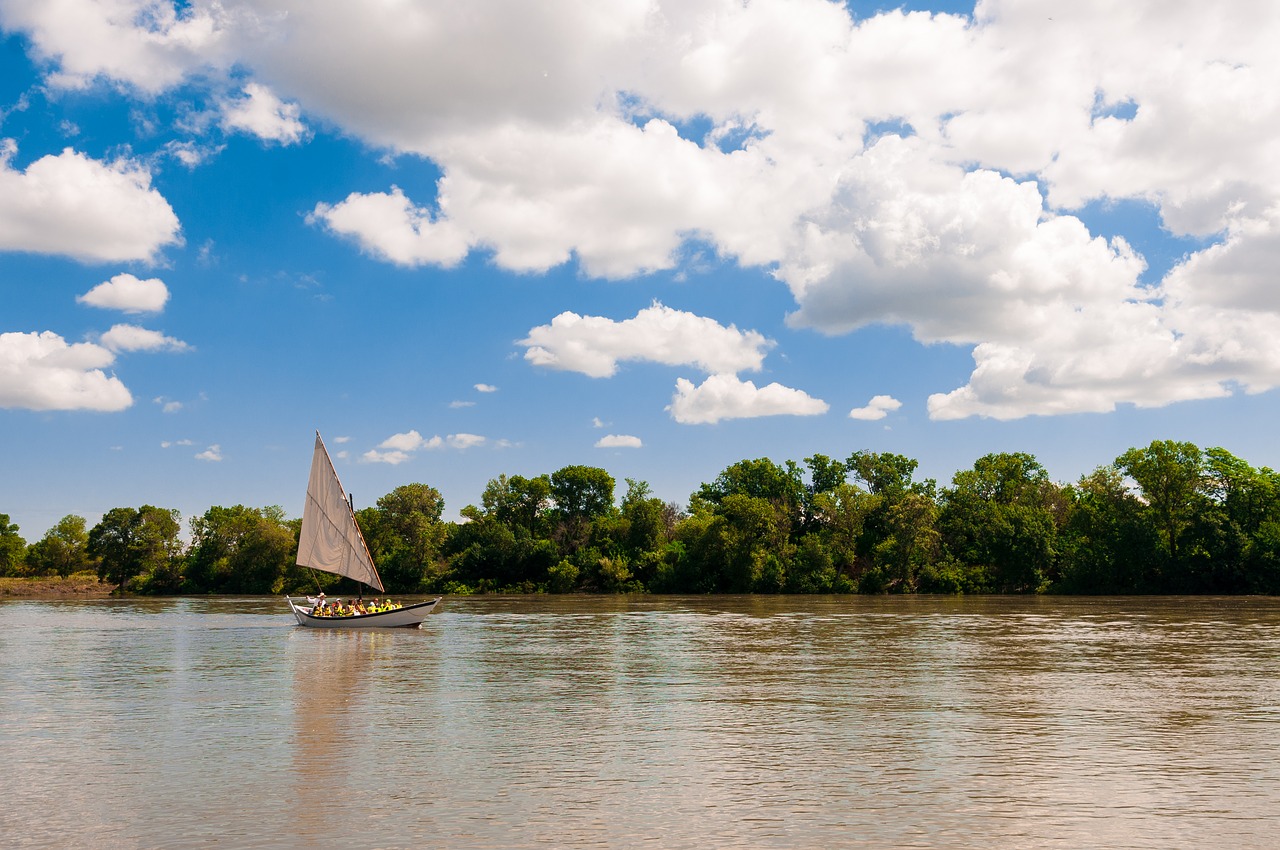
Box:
left=1, top=595, right=1277, bottom=849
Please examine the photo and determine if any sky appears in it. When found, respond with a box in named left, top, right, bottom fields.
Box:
left=3, top=0, right=1280, bottom=542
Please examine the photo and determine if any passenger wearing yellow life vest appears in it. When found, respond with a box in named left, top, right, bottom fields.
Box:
left=309, top=597, right=406, bottom=617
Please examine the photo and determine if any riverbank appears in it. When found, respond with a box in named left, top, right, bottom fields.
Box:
left=0, top=574, right=111, bottom=598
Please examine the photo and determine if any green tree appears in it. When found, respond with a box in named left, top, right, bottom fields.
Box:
left=847, top=451, right=932, bottom=498
left=24, top=515, right=92, bottom=577
left=940, top=453, right=1061, bottom=592
left=0, top=514, right=26, bottom=577
left=550, top=465, right=616, bottom=554
left=373, top=484, right=448, bottom=591
left=619, top=478, right=671, bottom=560
left=1192, top=448, right=1280, bottom=593
left=445, top=511, right=557, bottom=591
left=481, top=474, right=552, bottom=536
left=1115, top=440, right=1204, bottom=565
left=682, top=494, right=793, bottom=593
left=89, top=506, right=182, bottom=591
left=692, top=458, right=804, bottom=517
left=186, top=505, right=296, bottom=594
left=807, top=482, right=875, bottom=582
left=1056, top=466, right=1160, bottom=593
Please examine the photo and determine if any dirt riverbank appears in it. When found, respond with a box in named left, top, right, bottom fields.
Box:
left=0, top=575, right=113, bottom=598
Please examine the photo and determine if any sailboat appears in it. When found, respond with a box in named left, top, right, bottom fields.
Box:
left=285, top=432, right=441, bottom=628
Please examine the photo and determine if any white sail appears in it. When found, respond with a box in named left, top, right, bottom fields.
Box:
left=296, top=432, right=385, bottom=592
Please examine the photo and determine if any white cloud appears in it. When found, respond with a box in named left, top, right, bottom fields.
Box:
left=99, top=324, right=191, bottom=353
left=0, top=142, right=181, bottom=262
left=195, top=444, right=222, bottom=462
left=377, top=429, right=434, bottom=452
left=333, top=436, right=351, bottom=443
left=596, top=434, right=642, bottom=448
left=522, top=302, right=772, bottom=378
left=848, top=395, right=903, bottom=421
left=592, top=417, right=605, bottom=428
left=153, top=396, right=183, bottom=413
left=161, top=439, right=194, bottom=448
left=449, top=400, right=476, bottom=409
left=475, top=383, right=497, bottom=393
left=0, top=330, right=131, bottom=411
left=309, top=187, right=471, bottom=268
left=362, top=448, right=411, bottom=465
left=0, top=0, right=230, bottom=92
left=165, top=140, right=223, bottom=169
left=667, top=374, right=829, bottom=425
left=220, top=82, right=308, bottom=145
left=78, top=273, right=170, bottom=313
left=362, top=428, right=485, bottom=462
left=11, top=0, right=1280, bottom=418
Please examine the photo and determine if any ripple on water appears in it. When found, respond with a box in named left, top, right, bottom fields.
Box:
left=1, top=595, right=1278, bottom=849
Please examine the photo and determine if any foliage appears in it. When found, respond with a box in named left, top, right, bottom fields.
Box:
left=88, top=506, right=182, bottom=592
left=12, top=438, right=1280, bottom=596
left=186, top=505, right=297, bottom=594
left=0, top=514, right=26, bottom=577
left=24, top=515, right=92, bottom=578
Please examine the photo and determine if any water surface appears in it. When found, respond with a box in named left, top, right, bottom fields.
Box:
left=2, top=595, right=1277, bottom=849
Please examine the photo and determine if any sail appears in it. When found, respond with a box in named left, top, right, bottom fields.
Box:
left=296, top=432, right=385, bottom=592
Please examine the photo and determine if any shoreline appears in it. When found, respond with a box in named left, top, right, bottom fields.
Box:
left=0, top=576, right=113, bottom=598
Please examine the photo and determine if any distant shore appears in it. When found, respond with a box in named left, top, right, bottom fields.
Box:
left=0, top=575, right=112, bottom=598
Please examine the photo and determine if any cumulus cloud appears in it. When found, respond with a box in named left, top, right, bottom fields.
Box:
left=361, top=429, right=486, bottom=463
left=10, top=0, right=1280, bottom=418
left=0, top=0, right=229, bottom=92
left=376, top=430, right=437, bottom=452
left=475, top=383, right=497, bottom=393
left=99, top=324, right=190, bottom=353
left=521, top=302, right=772, bottom=378
left=78, top=273, right=170, bottom=313
left=362, top=448, right=410, bottom=465
left=309, top=187, right=471, bottom=268
left=596, top=434, right=642, bottom=448
left=848, top=395, right=903, bottom=421
left=0, top=142, right=182, bottom=262
left=0, top=330, right=131, bottom=411
left=668, top=374, right=829, bottom=425
left=220, top=82, right=307, bottom=144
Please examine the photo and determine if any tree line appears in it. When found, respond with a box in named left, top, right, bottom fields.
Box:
left=3, top=439, right=1279, bottom=596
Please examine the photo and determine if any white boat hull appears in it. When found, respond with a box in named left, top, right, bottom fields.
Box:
left=286, top=596, right=441, bottom=629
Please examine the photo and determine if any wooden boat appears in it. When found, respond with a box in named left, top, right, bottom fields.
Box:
left=285, top=432, right=441, bottom=628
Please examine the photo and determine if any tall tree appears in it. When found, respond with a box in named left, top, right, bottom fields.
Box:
left=89, top=506, right=182, bottom=591
left=550, top=465, right=615, bottom=554
left=1115, top=440, right=1204, bottom=565
left=374, top=484, right=448, bottom=591
left=24, top=515, right=91, bottom=577
left=1057, top=466, right=1161, bottom=593
left=480, top=473, right=552, bottom=536
left=940, top=453, right=1061, bottom=592
left=187, top=505, right=296, bottom=594
left=0, top=514, right=26, bottom=577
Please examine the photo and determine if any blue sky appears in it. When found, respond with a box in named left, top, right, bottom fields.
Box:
left=3, top=1, right=1280, bottom=541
